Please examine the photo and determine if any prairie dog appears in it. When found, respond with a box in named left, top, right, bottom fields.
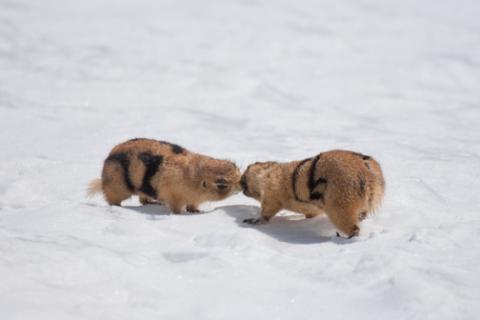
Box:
left=240, top=150, right=385, bottom=238
left=88, top=138, right=241, bottom=213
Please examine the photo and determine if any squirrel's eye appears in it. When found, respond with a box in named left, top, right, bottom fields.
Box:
left=215, top=178, right=228, bottom=190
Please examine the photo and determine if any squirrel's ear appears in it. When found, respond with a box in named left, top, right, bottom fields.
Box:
left=202, top=181, right=207, bottom=188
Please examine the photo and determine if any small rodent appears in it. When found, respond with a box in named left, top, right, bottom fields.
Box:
left=88, top=138, right=241, bottom=213
left=240, top=150, right=385, bottom=238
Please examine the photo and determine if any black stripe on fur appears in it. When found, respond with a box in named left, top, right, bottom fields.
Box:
left=158, top=141, right=185, bottom=154
left=127, top=138, right=186, bottom=155
left=308, top=154, right=328, bottom=201
left=105, top=152, right=135, bottom=192
left=308, top=155, right=321, bottom=192
left=310, top=192, right=324, bottom=201
left=292, top=158, right=311, bottom=202
left=138, top=152, right=163, bottom=198
left=351, top=151, right=371, bottom=161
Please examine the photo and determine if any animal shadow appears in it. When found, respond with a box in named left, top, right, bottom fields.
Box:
left=121, top=204, right=173, bottom=216
left=86, top=200, right=213, bottom=218
left=122, top=204, right=216, bottom=218
left=219, top=204, right=350, bottom=244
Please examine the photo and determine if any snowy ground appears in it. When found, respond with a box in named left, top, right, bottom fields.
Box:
left=1, top=0, right=480, bottom=319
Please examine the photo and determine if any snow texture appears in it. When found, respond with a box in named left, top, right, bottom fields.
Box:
left=1, top=0, right=480, bottom=319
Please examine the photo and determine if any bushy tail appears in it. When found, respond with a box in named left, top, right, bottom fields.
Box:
left=87, top=179, right=103, bottom=198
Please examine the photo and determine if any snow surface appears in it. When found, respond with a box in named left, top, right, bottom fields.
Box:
left=1, top=0, right=480, bottom=319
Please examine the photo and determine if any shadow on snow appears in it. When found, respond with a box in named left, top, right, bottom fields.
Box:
left=219, top=204, right=353, bottom=245
left=87, top=201, right=356, bottom=245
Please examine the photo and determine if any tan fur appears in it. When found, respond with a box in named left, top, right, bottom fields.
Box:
left=88, top=138, right=241, bottom=213
left=241, top=150, right=385, bottom=237
left=87, top=178, right=102, bottom=198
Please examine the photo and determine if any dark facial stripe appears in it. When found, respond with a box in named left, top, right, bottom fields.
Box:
left=292, top=158, right=311, bottom=202
left=105, top=152, right=135, bottom=192
left=138, top=152, right=163, bottom=198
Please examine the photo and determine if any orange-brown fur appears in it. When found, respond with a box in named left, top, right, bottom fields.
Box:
left=88, top=138, right=241, bottom=213
left=240, top=150, right=385, bottom=237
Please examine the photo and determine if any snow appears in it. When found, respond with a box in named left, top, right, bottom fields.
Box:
left=1, top=0, right=480, bottom=319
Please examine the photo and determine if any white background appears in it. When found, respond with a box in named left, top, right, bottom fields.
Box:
left=0, top=0, right=479, bottom=319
